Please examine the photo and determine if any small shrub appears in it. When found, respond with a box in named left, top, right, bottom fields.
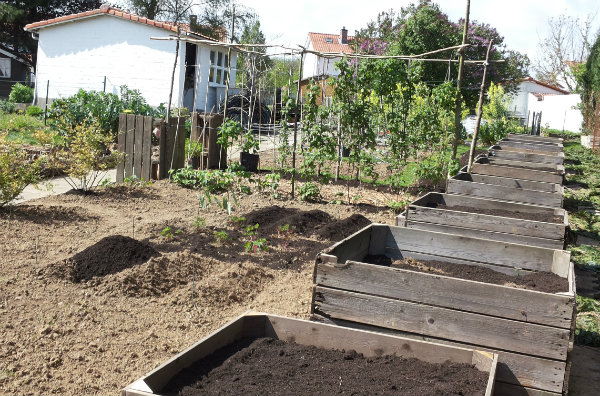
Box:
left=299, top=182, right=321, bottom=202
left=0, top=99, right=16, bottom=114
left=0, top=134, right=40, bottom=207
left=213, top=230, right=230, bottom=244
left=9, top=83, right=33, bottom=103
left=26, top=105, right=44, bottom=118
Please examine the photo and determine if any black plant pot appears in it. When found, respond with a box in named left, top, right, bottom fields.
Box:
left=341, top=146, right=350, bottom=158
left=240, top=152, right=259, bottom=172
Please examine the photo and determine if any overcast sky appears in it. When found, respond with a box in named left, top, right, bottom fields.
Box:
left=237, top=0, right=600, bottom=65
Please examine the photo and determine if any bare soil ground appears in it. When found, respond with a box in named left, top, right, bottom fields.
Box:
left=0, top=178, right=397, bottom=395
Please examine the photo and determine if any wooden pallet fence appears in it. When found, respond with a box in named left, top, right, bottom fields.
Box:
left=123, top=312, right=498, bottom=396
left=469, top=157, right=564, bottom=184
left=489, top=145, right=564, bottom=165
left=447, top=173, right=564, bottom=207
left=311, top=224, right=575, bottom=396
left=116, top=114, right=154, bottom=182
left=158, top=117, right=186, bottom=179
left=189, top=112, right=226, bottom=169
left=396, top=192, right=567, bottom=249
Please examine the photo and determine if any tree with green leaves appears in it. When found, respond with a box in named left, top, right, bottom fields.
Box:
left=0, top=0, right=102, bottom=69
left=581, top=34, right=600, bottom=136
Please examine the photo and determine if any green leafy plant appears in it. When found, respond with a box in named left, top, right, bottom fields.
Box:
left=25, top=105, right=44, bottom=118
left=9, top=83, right=33, bottom=103
left=387, top=198, right=411, bottom=214
left=243, top=223, right=268, bottom=253
left=299, top=182, right=321, bottom=202
left=213, top=230, right=230, bottom=244
left=240, top=130, right=260, bottom=154
left=0, top=134, right=41, bottom=207
left=160, top=226, right=182, bottom=239
left=217, top=118, right=243, bottom=152
left=229, top=216, right=246, bottom=229
left=193, top=216, right=206, bottom=230
left=0, top=100, right=16, bottom=114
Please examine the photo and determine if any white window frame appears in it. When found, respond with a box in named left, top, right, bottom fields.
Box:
left=209, top=50, right=229, bottom=86
left=0, top=58, right=10, bottom=79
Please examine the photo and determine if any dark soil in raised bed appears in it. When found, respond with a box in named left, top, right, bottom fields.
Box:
left=242, top=206, right=332, bottom=235
left=47, top=235, right=159, bottom=282
left=363, top=255, right=569, bottom=293
left=316, top=213, right=371, bottom=241
left=164, top=337, right=489, bottom=396
left=429, top=203, right=564, bottom=223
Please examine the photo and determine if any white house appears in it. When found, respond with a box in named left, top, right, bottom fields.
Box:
left=506, top=77, right=583, bottom=132
left=24, top=4, right=237, bottom=112
left=302, top=28, right=353, bottom=81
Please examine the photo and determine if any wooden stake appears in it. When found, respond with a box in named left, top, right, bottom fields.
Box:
left=291, top=51, right=304, bottom=199
left=450, top=0, right=471, bottom=164
left=467, top=39, right=494, bottom=173
left=166, top=27, right=181, bottom=126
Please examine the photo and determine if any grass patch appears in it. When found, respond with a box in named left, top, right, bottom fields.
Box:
left=0, top=113, right=46, bottom=144
left=563, top=135, right=600, bottom=347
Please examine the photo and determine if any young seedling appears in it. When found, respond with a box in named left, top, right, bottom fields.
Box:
left=213, top=230, right=230, bottom=244
left=243, top=223, right=268, bottom=253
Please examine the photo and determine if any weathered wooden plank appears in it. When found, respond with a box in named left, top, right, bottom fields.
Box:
left=413, top=192, right=567, bottom=218
left=134, top=115, right=144, bottom=178
left=465, top=173, right=562, bottom=193
left=507, top=134, right=563, bottom=144
left=446, top=178, right=563, bottom=207
left=315, top=260, right=574, bottom=328
left=470, top=162, right=563, bottom=184
left=142, top=116, right=153, bottom=181
left=382, top=225, right=569, bottom=272
left=313, top=287, right=570, bottom=360
left=125, top=114, right=136, bottom=179
left=407, top=195, right=567, bottom=240
left=493, top=381, right=561, bottom=396
left=486, top=156, right=565, bottom=173
left=490, top=148, right=564, bottom=165
left=499, top=140, right=563, bottom=153
left=116, top=113, right=127, bottom=183
left=404, top=220, right=564, bottom=249
left=312, top=316, right=566, bottom=394
left=171, top=117, right=186, bottom=171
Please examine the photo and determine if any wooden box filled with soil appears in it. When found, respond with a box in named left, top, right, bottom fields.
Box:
left=468, top=156, right=564, bottom=184
left=506, top=134, right=563, bottom=144
left=489, top=145, right=564, bottom=165
left=454, top=168, right=563, bottom=193
left=312, top=224, right=575, bottom=396
left=447, top=172, right=564, bottom=207
left=396, top=192, right=568, bottom=249
left=484, top=155, right=565, bottom=173
left=123, top=312, right=498, bottom=396
left=498, top=138, right=564, bottom=153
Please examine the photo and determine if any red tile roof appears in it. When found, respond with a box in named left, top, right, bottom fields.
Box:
left=308, top=32, right=353, bottom=54
left=24, top=4, right=215, bottom=41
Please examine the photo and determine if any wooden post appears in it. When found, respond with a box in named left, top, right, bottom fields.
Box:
left=467, top=39, right=494, bottom=173
left=291, top=51, right=304, bottom=199
left=43, top=80, right=49, bottom=125
left=103, top=76, right=107, bottom=93
left=450, top=0, right=471, bottom=163
left=166, top=27, right=181, bottom=126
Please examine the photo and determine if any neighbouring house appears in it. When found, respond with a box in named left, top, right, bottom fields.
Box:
left=24, top=4, right=237, bottom=112
left=299, top=28, right=353, bottom=104
left=506, top=77, right=583, bottom=132
left=0, top=48, right=34, bottom=99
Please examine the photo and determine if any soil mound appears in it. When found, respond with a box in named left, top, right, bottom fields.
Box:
left=243, top=206, right=332, bottom=235
left=59, top=235, right=159, bottom=282
left=316, top=214, right=371, bottom=241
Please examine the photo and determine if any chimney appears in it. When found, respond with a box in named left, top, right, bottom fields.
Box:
left=341, top=26, right=348, bottom=44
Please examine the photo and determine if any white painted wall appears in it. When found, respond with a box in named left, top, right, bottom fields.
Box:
left=35, top=15, right=183, bottom=106
left=507, top=81, right=566, bottom=119
left=191, top=45, right=237, bottom=113
left=527, top=93, right=583, bottom=132
left=301, top=38, right=341, bottom=80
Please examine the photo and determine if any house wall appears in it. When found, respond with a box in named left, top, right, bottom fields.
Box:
left=527, top=93, right=583, bottom=132
left=302, top=39, right=341, bottom=81
left=34, top=15, right=184, bottom=107
left=0, top=55, right=31, bottom=99
left=507, top=81, right=566, bottom=120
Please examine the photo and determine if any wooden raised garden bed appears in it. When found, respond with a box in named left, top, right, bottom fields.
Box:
left=396, top=192, right=568, bottom=249
left=455, top=169, right=563, bottom=193
left=312, top=224, right=575, bottom=396
left=447, top=173, right=564, bottom=207
left=498, top=138, right=564, bottom=153
left=484, top=155, right=565, bottom=173
left=489, top=145, right=564, bottom=165
left=122, top=312, right=498, bottom=396
left=506, top=134, right=563, bottom=144
left=469, top=156, right=564, bottom=184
